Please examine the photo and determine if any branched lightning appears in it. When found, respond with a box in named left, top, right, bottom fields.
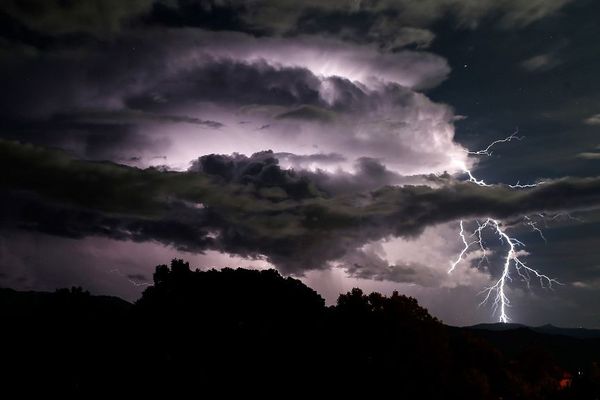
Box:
left=451, top=218, right=559, bottom=323
left=508, top=181, right=545, bottom=189
left=449, top=130, right=561, bottom=322
left=467, top=128, right=523, bottom=156
left=524, top=215, right=547, bottom=243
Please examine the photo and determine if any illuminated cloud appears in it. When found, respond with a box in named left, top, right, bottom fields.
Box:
left=0, top=28, right=466, bottom=175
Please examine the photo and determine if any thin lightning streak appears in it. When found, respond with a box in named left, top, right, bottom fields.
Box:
left=546, top=212, right=584, bottom=223
left=473, top=219, right=491, bottom=268
left=110, top=268, right=152, bottom=287
left=524, top=215, right=547, bottom=243
left=449, top=131, right=561, bottom=322
left=467, top=128, right=523, bottom=156
left=449, top=219, right=491, bottom=272
left=449, top=221, right=473, bottom=273
left=509, top=181, right=545, bottom=189
left=478, top=220, right=513, bottom=322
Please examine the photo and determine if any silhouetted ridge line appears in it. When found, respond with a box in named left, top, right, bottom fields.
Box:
left=1, top=259, right=598, bottom=399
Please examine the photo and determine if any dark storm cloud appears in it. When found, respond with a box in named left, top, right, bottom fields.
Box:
left=4, top=139, right=600, bottom=275
left=0, top=109, right=222, bottom=161
left=0, top=0, right=572, bottom=43
left=58, top=109, right=224, bottom=129
left=290, top=10, right=436, bottom=51
left=143, top=0, right=258, bottom=33
left=261, top=0, right=574, bottom=31
left=341, top=242, right=442, bottom=286
left=0, top=191, right=216, bottom=252
left=0, top=117, right=170, bottom=162
left=189, top=150, right=322, bottom=200
left=125, top=59, right=324, bottom=111
left=191, top=150, right=436, bottom=196
left=132, top=0, right=572, bottom=49
left=1, top=0, right=153, bottom=36
left=274, top=106, right=338, bottom=123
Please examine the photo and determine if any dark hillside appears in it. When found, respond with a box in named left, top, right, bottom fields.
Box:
left=1, top=259, right=598, bottom=399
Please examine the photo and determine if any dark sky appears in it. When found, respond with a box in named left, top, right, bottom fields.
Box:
left=2, top=0, right=600, bottom=327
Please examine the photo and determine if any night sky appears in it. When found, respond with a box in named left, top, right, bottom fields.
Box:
left=2, top=0, right=600, bottom=327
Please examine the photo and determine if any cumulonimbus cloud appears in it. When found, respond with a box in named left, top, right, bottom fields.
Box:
left=0, top=28, right=467, bottom=175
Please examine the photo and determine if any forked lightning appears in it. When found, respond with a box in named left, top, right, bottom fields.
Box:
left=449, top=130, right=560, bottom=322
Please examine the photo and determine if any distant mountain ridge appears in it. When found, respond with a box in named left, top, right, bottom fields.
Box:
left=467, top=322, right=600, bottom=339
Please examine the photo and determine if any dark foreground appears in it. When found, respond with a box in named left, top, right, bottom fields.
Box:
left=2, top=260, right=599, bottom=398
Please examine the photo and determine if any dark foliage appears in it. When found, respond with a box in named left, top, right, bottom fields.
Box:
left=1, top=259, right=599, bottom=398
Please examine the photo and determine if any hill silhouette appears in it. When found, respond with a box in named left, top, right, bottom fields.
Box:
left=1, top=259, right=599, bottom=398
left=470, top=322, right=600, bottom=339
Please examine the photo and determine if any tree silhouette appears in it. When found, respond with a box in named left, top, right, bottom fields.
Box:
left=1, top=259, right=598, bottom=398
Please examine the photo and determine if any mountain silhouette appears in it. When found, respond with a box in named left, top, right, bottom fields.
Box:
left=468, top=323, right=600, bottom=339
left=1, top=259, right=599, bottom=398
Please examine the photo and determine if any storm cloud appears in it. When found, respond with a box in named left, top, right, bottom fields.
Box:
left=3, top=140, right=600, bottom=276
left=0, top=25, right=465, bottom=174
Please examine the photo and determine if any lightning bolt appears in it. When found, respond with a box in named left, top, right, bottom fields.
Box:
left=524, top=215, right=547, bottom=243
left=449, top=130, right=561, bottom=323
left=466, top=128, right=523, bottom=156
left=110, top=268, right=152, bottom=287
left=449, top=221, right=471, bottom=273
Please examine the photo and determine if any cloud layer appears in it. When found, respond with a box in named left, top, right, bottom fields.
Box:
left=3, top=140, right=600, bottom=277
left=0, top=26, right=467, bottom=175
